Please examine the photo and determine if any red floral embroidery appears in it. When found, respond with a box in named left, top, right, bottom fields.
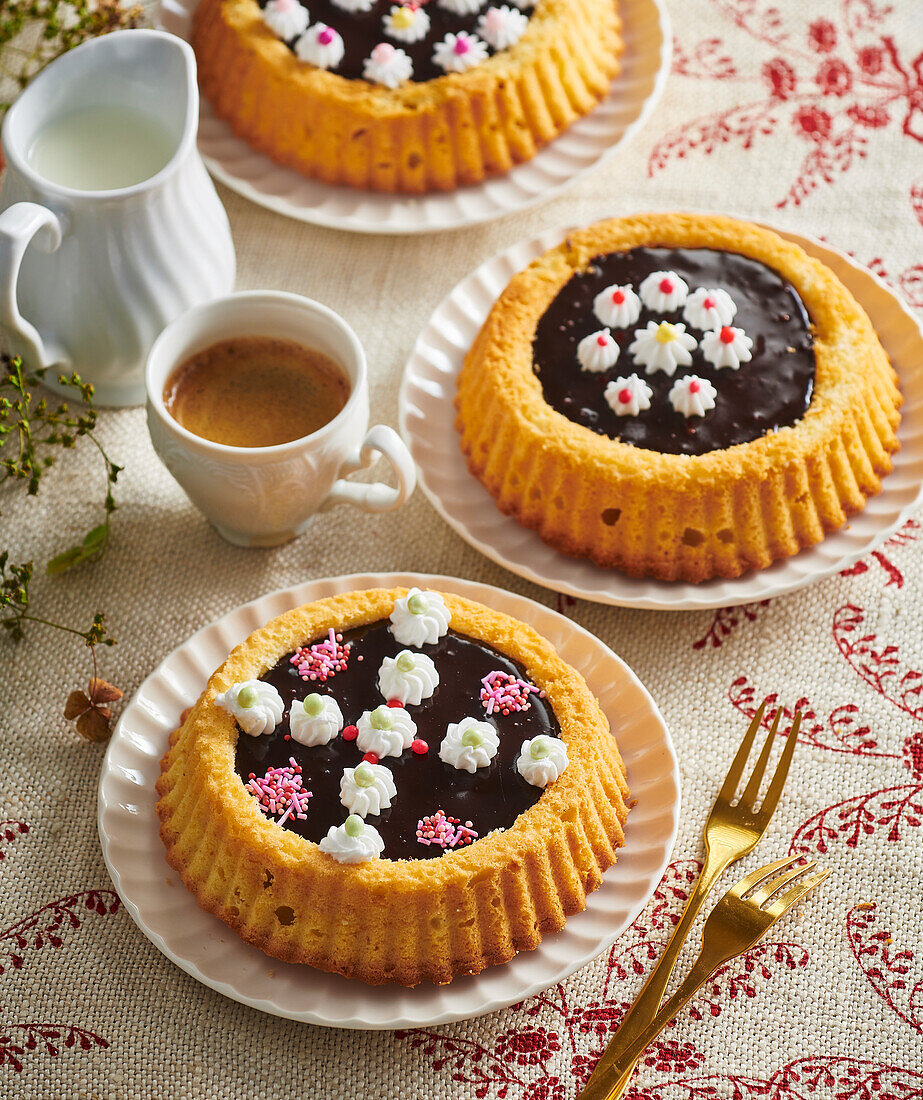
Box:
left=692, top=601, right=770, bottom=650
left=494, top=1028, right=561, bottom=1067
left=847, top=903, right=922, bottom=1036
left=833, top=604, right=923, bottom=720
left=840, top=520, right=920, bottom=587
left=0, top=1024, right=108, bottom=1074
left=0, top=821, right=28, bottom=862
left=0, top=890, right=121, bottom=977
left=727, top=676, right=900, bottom=758
left=649, top=0, right=923, bottom=207
left=790, top=781, right=923, bottom=854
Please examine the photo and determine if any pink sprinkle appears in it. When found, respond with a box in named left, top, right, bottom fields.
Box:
left=719, top=326, right=735, bottom=344
left=290, top=628, right=351, bottom=682
left=659, top=277, right=674, bottom=294
left=612, top=289, right=625, bottom=304
left=618, top=388, right=632, bottom=405
left=317, top=25, right=335, bottom=45
left=453, top=35, right=471, bottom=55
left=703, top=296, right=715, bottom=309
left=246, top=762, right=312, bottom=822
left=689, top=380, right=701, bottom=394
left=479, top=670, right=543, bottom=715
left=596, top=334, right=608, bottom=347
left=416, top=809, right=479, bottom=850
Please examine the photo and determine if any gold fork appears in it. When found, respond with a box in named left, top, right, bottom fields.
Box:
left=580, top=702, right=803, bottom=1099
left=583, top=855, right=830, bottom=1100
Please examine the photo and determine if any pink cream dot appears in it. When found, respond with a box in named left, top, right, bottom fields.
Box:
left=703, top=296, right=715, bottom=309
left=659, top=278, right=674, bottom=294
left=372, top=42, right=395, bottom=62
left=689, top=380, right=701, bottom=394
left=618, top=388, right=632, bottom=405
left=317, top=26, right=335, bottom=45
left=612, top=290, right=625, bottom=304
left=454, top=36, right=471, bottom=55
left=596, top=334, right=609, bottom=347
left=719, top=326, right=736, bottom=344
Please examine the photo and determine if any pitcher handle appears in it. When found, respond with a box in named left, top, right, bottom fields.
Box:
left=321, top=425, right=416, bottom=513
left=0, top=202, right=65, bottom=370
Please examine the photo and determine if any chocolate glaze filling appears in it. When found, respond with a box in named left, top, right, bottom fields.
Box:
left=234, top=619, right=560, bottom=860
left=257, top=0, right=521, bottom=83
left=532, top=247, right=816, bottom=456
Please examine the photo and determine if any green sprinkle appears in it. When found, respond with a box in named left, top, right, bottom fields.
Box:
left=354, top=763, right=376, bottom=788
left=344, top=814, right=364, bottom=837
left=237, top=685, right=259, bottom=709
left=529, top=737, right=552, bottom=760
left=370, top=705, right=394, bottom=730
left=407, top=593, right=428, bottom=615
left=461, top=727, right=484, bottom=749
left=396, top=651, right=416, bottom=673
left=303, top=693, right=325, bottom=717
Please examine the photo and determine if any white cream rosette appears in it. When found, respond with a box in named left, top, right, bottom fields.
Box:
left=516, top=735, right=569, bottom=787
left=262, top=0, right=309, bottom=40
left=593, top=284, right=642, bottom=329
left=318, top=815, right=385, bottom=864
left=389, top=588, right=450, bottom=647
left=355, top=704, right=417, bottom=758
left=638, top=270, right=689, bottom=313
left=700, top=325, right=754, bottom=370
left=683, top=287, right=738, bottom=332
left=339, top=762, right=397, bottom=817
left=295, top=23, right=345, bottom=68
left=289, top=692, right=343, bottom=747
left=383, top=4, right=431, bottom=42
left=439, top=717, right=500, bottom=773
left=215, top=680, right=284, bottom=737
left=604, top=374, right=653, bottom=417
left=577, top=329, right=620, bottom=373
left=668, top=375, right=718, bottom=418
left=432, top=31, right=489, bottom=72
left=477, top=5, right=529, bottom=49
left=629, top=320, right=698, bottom=376
left=378, top=650, right=439, bottom=706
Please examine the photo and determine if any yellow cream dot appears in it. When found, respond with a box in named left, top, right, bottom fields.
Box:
left=391, top=7, right=414, bottom=28
left=655, top=321, right=677, bottom=344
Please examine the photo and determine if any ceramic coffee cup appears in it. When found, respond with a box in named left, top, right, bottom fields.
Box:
left=146, top=291, right=416, bottom=546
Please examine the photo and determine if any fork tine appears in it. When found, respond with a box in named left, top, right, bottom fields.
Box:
left=759, top=711, right=803, bottom=816
left=717, top=699, right=768, bottom=803
left=731, top=853, right=802, bottom=895
left=739, top=707, right=783, bottom=807
left=748, top=860, right=816, bottom=906
left=768, top=868, right=831, bottom=915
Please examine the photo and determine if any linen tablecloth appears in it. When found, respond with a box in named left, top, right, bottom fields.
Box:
left=2, top=0, right=922, bottom=1095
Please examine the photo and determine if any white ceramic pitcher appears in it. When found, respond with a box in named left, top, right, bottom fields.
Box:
left=0, top=29, right=235, bottom=406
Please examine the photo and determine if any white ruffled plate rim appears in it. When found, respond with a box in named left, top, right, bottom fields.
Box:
left=398, top=219, right=923, bottom=609
left=98, top=571, right=680, bottom=1028
left=155, top=0, right=672, bottom=233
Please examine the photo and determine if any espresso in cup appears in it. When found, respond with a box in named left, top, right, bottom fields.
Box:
left=162, top=336, right=350, bottom=448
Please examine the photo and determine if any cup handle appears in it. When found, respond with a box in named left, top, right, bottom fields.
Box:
left=0, top=202, right=66, bottom=370
left=321, top=424, right=417, bottom=514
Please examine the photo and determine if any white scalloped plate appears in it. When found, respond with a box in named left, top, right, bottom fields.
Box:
left=398, top=225, right=923, bottom=610
left=98, top=572, right=679, bottom=1028
left=154, top=0, right=671, bottom=233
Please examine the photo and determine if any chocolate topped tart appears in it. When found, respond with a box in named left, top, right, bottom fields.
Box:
left=533, top=247, right=815, bottom=456
left=190, top=0, right=623, bottom=193
left=455, top=213, right=902, bottom=582
left=156, top=588, right=630, bottom=985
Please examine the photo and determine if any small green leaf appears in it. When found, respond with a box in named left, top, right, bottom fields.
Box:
left=45, top=546, right=84, bottom=575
